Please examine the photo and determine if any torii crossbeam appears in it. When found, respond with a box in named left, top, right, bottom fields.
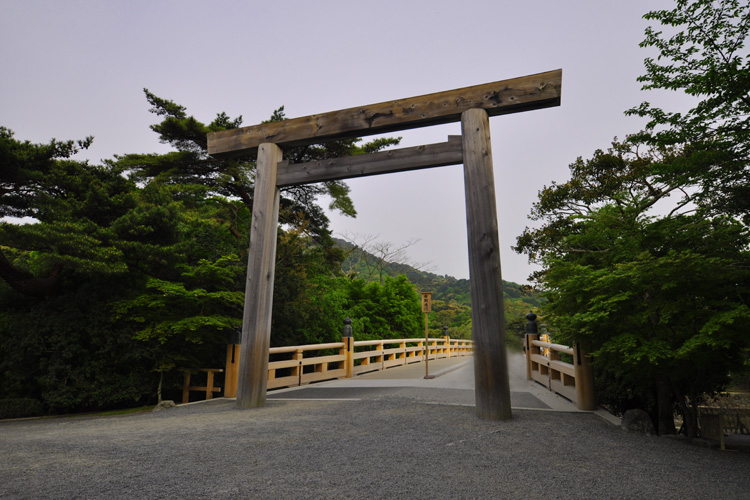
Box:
left=208, top=69, right=562, bottom=420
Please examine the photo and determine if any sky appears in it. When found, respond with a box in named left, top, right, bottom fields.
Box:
left=1, top=0, right=687, bottom=284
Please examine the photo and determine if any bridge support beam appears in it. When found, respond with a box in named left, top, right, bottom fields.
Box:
left=461, top=108, right=512, bottom=420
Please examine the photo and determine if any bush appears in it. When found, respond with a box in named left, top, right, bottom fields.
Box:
left=0, top=398, right=44, bottom=419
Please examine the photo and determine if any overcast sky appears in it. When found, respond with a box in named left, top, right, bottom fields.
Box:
left=2, top=0, right=688, bottom=284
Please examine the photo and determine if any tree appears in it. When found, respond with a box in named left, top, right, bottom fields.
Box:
left=112, top=246, right=245, bottom=402
left=626, top=0, right=750, bottom=220
left=114, top=91, right=400, bottom=244
left=113, top=91, right=407, bottom=340
left=0, top=274, right=159, bottom=414
left=517, top=2, right=750, bottom=434
left=0, top=94, right=404, bottom=413
left=0, top=127, right=132, bottom=295
left=270, top=228, right=349, bottom=347
left=109, top=92, right=409, bottom=357
left=0, top=128, right=241, bottom=411
left=342, top=275, right=422, bottom=340
left=0, top=127, right=178, bottom=412
left=0, top=126, right=93, bottom=220
left=515, top=141, right=750, bottom=436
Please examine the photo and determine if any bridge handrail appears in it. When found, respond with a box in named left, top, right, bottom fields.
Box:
left=212, top=334, right=474, bottom=400
left=526, top=333, right=595, bottom=411
left=269, top=342, right=346, bottom=354
left=354, top=338, right=432, bottom=346
left=530, top=340, right=574, bottom=356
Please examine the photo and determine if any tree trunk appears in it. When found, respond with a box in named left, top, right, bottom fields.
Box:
left=656, top=376, right=676, bottom=435
left=157, top=372, right=163, bottom=404
left=674, top=384, right=698, bottom=438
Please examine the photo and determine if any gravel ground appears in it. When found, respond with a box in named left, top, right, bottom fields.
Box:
left=2, top=388, right=749, bottom=500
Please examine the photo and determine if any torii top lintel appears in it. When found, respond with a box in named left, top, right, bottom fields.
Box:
left=207, top=69, right=561, bottom=158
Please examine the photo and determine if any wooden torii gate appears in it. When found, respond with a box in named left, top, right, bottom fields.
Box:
left=207, top=69, right=562, bottom=420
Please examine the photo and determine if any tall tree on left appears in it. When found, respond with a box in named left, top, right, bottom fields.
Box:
left=0, top=128, right=193, bottom=413
left=0, top=127, right=97, bottom=295
left=0, top=126, right=193, bottom=295
left=111, top=91, right=401, bottom=348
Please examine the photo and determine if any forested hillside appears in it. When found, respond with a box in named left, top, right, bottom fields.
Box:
left=335, top=237, right=542, bottom=340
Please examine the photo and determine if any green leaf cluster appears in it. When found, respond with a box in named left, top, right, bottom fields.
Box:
left=626, top=0, right=750, bottom=221
left=342, top=275, right=422, bottom=341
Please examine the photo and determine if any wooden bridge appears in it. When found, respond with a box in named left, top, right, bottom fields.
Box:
left=182, top=333, right=599, bottom=415
left=183, top=335, right=474, bottom=403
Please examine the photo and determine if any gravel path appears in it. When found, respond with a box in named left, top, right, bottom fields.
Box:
left=2, top=387, right=749, bottom=499
left=2, top=354, right=749, bottom=499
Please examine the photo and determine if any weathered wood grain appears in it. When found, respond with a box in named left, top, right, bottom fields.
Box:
left=208, top=70, right=561, bottom=157
left=461, top=108, right=512, bottom=421
left=275, top=136, right=463, bottom=187
left=236, top=143, right=282, bottom=409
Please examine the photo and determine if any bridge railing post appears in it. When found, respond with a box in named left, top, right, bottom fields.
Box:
left=224, top=329, right=241, bottom=398
left=574, top=342, right=596, bottom=410
left=443, top=326, right=450, bottom=358
left=525, top=311, right=539, bottom=381
left=342, top=317, right=354, bottom=378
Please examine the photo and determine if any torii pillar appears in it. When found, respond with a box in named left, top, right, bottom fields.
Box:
left=207, top=70, right=562, bottom=420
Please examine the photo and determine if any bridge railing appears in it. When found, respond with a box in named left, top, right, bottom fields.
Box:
left=525, top=333, right=595, bottom=411
left=352, top=337, right=472, bottom=375
left=216, top=335, right=473, bottom=399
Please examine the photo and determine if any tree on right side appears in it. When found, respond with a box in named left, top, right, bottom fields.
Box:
left=516, top=0, right=750, bottom=437
left=626, top=0, right=750, bottom=221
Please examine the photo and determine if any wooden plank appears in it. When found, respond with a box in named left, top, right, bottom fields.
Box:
left=526, top=334, right=538, bottom=381
left=208, top=70, right=562, bottom=157
left=269, top=342, right=345, bottom=354
left=353, top=350, right=384, bottom=360
left=206, top=371, right=215, bottom=400
left=187, top=386, right=222, bottom=393
left=275, top=136, right=463, bottom=187
left=551, top=379, right=578, bottom=403
left=462, top=108, right=512, bottom=421
left=299, top=354, right=346, bottom=366
left=384, top=358, right=406, bottom=369
left=236, top=143, right=282, bottom=409
left=268, top=359, right=303, bottom=370
left=531, top=340, right=575, bottom=356
left=354, top=364, right=381, bottom=375
left=549, top=359, right=576, bottom=377
left=267, top=375, right=299, bottom=390
left=530, top=354, right=549, bottom=365
left=301, top=369, right=346, bottom=385
left=531, top=371, right=550, bottom=389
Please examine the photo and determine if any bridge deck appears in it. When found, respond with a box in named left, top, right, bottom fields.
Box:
left=269, top=351, right=607, bottom=417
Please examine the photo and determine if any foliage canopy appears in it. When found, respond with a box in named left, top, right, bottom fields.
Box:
left=517, top=0, right=750, bottom=437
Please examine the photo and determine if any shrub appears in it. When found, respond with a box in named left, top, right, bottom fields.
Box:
left=0, top=398, right=44, bottom=419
